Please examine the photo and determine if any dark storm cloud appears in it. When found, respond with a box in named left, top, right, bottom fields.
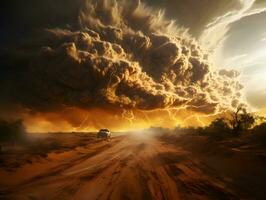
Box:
left=144, top=0, right=242, bottom=37
left=0, top=0, right=243, bottom=115
left=0, top=0, right=82, bottom=42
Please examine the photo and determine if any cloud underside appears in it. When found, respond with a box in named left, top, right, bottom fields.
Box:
left=2, top=0, right=243, bottom=115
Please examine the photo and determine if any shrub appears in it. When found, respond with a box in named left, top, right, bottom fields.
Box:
left=0, top=119, right=26, bottom=143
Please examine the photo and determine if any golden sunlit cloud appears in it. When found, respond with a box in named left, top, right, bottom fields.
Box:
left=22, top=107, right=219, bottom=133
left=0, top=0, right=246, bottom=132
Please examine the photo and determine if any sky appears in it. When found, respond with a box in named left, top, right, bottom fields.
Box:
left=0, top=0, right=265, bottom=132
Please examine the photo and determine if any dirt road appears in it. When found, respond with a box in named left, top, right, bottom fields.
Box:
left=0, top=133, right=240, bottom=200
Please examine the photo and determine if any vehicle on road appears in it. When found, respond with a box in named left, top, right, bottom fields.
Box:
left=97, top=129, right=111, bottom=139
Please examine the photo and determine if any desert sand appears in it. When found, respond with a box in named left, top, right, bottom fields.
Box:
left=0, top=132, right=265, bottom=200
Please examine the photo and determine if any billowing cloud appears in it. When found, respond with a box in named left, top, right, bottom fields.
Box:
left=0, top=0, right=244, bottom=130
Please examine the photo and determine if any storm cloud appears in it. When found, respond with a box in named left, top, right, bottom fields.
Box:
left=1, top=0, right=243, bottom=116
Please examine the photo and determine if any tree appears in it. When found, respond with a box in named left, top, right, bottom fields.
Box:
left=205, top=118, right=231, bottom=140
left=228, top=105, right=256, bottom=135
left=251, top=123, right=266, bottom=145
left=209, top=118, right=229, bottom=132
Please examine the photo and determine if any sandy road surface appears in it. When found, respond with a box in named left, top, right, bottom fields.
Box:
left=0, top=133, right=239, bottom=200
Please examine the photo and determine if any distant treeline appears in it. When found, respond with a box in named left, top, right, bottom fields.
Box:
left=172, top=105, right=266, bottom=144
